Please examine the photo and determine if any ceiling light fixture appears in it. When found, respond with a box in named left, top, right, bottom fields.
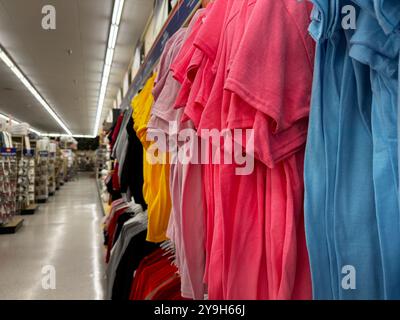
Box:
left=42, top=133, right=95, bottom=138
left=0, top=46, right=72, bottom=136
left=93, top=0, right=125, bottom=137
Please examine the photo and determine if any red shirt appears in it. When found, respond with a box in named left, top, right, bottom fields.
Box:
left=129, top=249, right=185, bottom=300
left=105, top=205, right=129, bottom=263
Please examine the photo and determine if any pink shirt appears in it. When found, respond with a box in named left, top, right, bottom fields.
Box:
left=148, top=29, right=186, bottom=134
left=225, top=0, right=315, bottom=167
left=177, top=0, right=314, bottom=300
left=219, top=0, right=313, bottom=299
left=180, top=1, right=234, bottom=297
left=149, top=12, right=209, bottom=299
left=195, top=0, right=261, bottom=299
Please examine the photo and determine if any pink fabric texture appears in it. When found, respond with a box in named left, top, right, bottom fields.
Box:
left=148, top=11, right=208, bottom=299
left=169, top=0, right=315, bottom=299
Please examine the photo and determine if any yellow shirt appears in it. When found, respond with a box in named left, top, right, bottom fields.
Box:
left=131, top=74, right=172, bottom=243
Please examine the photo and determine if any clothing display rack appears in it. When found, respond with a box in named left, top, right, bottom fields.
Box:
left=102, top=0, right=400, bottom=301
left=95, top=136, right=111, bottom=216
left=103, top=0, right=205, bottom=301
left=0, top=0, right=398, bottom=302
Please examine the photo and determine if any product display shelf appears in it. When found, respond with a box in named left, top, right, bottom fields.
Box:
left=0, top=143, right=23, bottom=234
left=48, top=155, right=56, bottom=196
left=35, top=141, right=49, bottom=203
left=0, top=217, right=24, bottom=234
left=55, top=147, right=62, bottom=191
left=28, top=140, right=40, bottom=211
left=12, top=135, right=37, bottom=215
left=95, top=145, right=109, bottom=180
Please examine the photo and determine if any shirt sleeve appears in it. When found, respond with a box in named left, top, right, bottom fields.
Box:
left=223, top=0, right=314, bottom=166
left=373, top=0, right=400, bottom=34
left=225, top=0, right=315, bottom=134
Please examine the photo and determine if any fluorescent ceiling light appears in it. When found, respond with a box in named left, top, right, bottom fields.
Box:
left=108, top=25, right=119, bottom=49
left=29, top=128, right=42, bottom=135
left=43, top=133, right=95, bottom=138
left=93, top=0, right=125, bottom=136
left=73, top=134, right=96, bottom=138
left=0, top=50, right=14, bottom=68
left=0, top=46, right=72, bottom=136
left=105, top=48, right=115, bottom=67
left=112, top=0, right=125, bottom=25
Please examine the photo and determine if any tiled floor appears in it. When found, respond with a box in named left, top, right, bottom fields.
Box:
left=0, top=173, right=106, bottom=300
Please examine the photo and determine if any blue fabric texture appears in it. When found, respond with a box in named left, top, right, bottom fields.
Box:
left=305, top=0, right=400, bottom=299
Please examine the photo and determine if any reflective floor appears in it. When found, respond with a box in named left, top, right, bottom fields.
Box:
left=0, top=173, right=106, bottom=300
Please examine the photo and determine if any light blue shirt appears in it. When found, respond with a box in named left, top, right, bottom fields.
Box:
left=305, top=0, right=384, bottom=300
left=350, top=0, right=400, bottom=299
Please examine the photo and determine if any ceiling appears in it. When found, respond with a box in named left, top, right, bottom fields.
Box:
left=0, top=0, right=153, bottom=135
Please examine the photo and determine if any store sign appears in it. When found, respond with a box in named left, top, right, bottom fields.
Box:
left=23, top=149, right=35, bottom=157
left=123, top=0, right=200, bottom=108
left=0, top=147, right=17, bottom=156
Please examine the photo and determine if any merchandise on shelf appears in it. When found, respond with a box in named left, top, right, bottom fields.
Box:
left=77, top=150, right=95, bottom=172
left=55, top=147, right=62, bottom=190
left=95, top=145, right=109, bottom=179
left=35, top=138, right=49, bottom=201
left=27, top=155, right=35, bottom=205
left=48, top=142, right=57, bottom=195
left=61, top=149, right=77, bottom=181
left=0, top=134, right=17, bottom=225
left=12, top=135, right=31, bottom=212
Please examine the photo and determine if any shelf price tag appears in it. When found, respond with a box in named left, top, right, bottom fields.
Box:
left=23, top=149, right=35, bottom=157
left=0, top=147, right=17, bottom=157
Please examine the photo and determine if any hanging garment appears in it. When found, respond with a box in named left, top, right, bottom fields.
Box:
left=110, top=113, right=124, bottom=151
left=106, top=211, right=148, bottom=299
left=171, top=0, right=314, bottom=299
left=132, top=74, right=172, bottom=243
left=120, top=116, right=147, bottom=209
left=114, top=109, right=132, bottom=181
left=171, top=0, right=229, bottom=299
left=221, top=0, right=314, bottom=300
left=111, top=229, right=159, bottom=300
left=349, top=0, right=400, bottom=299
left=304, top=0, right=390, bottom=299
left=105, top=204, right=131, bottom=262
left=112, top=203, right=143, bottom=246
left=129, top=248, right=186, bottom=300
left=148, top=20, right=207, bottom=300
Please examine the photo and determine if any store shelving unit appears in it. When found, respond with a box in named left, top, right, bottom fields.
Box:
left=0, top=146, right=23, bottom=234
left=48, top=152, right=56, bottom=196
left=35, top=150, right=49, bottom=203
left=0, top=218, right=24, bottom=234
left=95, top=145, right=108, bottom=180
left=55, top=147, right=62, bottom=190
left=23, top=146, right=38, bottom=214
left=11, top=135, right=38, bottom=215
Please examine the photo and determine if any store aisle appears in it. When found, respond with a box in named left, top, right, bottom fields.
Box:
left=0, top=173, right=106, bottom=300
